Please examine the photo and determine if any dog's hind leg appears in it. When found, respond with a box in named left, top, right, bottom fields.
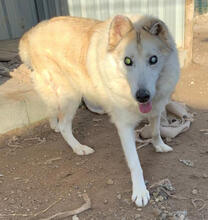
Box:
left=58, top=98, right=95, bottom=156
left=149, top=114, right=173, bottom=152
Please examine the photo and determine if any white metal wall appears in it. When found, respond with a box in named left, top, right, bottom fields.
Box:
left=0, top=0, right=185, bottom=48
left=67, top=0, right=185, bottom=48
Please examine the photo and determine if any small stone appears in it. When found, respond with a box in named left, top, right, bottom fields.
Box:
left=161, top=206, right=166, bottom=210
left=117, top=194, right=122, bottom=200
left=192, top=189, right=198, bottom=195
left=106, top=179, right=114, bottom=185
left=155, top=195, right=164, bottom=202
left=134, top=213, right=141, bottom=219
left=104, top=199, right=108, bottom=204
left=0, top=174, right=4, bottom=177
left=179, top=159, right=194, bottom=167
left=72, top=215, right=79, bottom=220
left=136, top=208, right=142, bottom=212
left=203, top=173, right=208, bottom=178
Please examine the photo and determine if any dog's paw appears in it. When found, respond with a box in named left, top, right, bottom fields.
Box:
left=154, top=143, right=173, bottom=153
left=132, top=186, right=150, bottom=207
left=73, top=145, right=95, bottom=155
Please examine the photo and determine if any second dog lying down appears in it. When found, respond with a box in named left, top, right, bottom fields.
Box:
left=19, top=14, right=180, bottom=207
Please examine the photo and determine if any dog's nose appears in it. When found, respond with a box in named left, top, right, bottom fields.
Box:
left=136, top=89, right=150, bottom=103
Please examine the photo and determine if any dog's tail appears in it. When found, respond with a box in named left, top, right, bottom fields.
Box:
left=19, top=32, right=32, bottom=68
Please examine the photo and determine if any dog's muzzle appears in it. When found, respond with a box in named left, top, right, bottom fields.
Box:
left=135, top=89, right=150, bottom=103
left=135, top=89, right=152, bottom=114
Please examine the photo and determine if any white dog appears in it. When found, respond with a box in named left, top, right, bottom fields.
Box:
left=19, top=14, right=180, bottom=207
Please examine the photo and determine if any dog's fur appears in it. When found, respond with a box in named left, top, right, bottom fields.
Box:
left=19, top=14, right=180, bottom=207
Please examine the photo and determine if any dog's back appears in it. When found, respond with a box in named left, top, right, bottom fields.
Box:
left=19, top=16, right=104, bottom=114
left=19, top=16, right=101, bottom=72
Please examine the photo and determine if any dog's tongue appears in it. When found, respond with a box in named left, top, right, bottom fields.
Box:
left=139, top=102, right=152, bottom=113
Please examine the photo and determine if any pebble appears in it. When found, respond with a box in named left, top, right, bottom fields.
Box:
left=179, top=159, right=194, bottom=167
left=136, top=208, right=142, bottom=212
left=72, top=215, right=79, bottom=220
left=106, top=179, right=114, bottom=185
left=155, top=195, right=164, bottom=202
left=117, top=194, right=122, bottom=200
left=134, top=214, right=141, bottom=219
left=192, top=189, right=198, bottom=195
left=203, top=173, right=208, bottom=178
left=104, top=199, right=108, bottom=204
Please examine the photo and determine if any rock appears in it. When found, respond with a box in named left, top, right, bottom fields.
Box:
left=14, top=177, right=21, bottom=180
left=72, top=215, right=79, bottom=220
left=106, top=179, right=114, bottom=185
left=172, top=210, right=187, bottom=220
left=192, top=189, right=198, bottom=195
left=203, top=173, right=208, bottom=178
left=179, top=159, right=194, bottom=167
left=134, top=213, right=141, bottom=219
left=104, top=199, right=108, bottom=204
left=117, top=194, right=122, bottom=200
left=155, top=195, right=164, bottom=202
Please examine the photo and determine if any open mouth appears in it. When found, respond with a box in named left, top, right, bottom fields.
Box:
left=138, top=101, right=152, bottom=113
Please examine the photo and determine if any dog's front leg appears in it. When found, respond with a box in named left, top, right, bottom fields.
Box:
left=116, top=123, right=150, bottom=207
left=150, top=114, right=173, bottom=152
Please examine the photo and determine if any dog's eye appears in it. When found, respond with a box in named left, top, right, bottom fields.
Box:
left=149, top=55, right=158, bottom=65
left=124, top=57, right=133, bottom=66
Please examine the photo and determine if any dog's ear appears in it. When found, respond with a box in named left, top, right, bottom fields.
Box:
left=143, top=19, right=173, bottom=49
left=108, top=15, right=134, bottom=51
left=149, top=22, right=163, bottom=35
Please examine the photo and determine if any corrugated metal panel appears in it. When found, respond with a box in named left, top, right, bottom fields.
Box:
left=0, top=0, right=38, bottom=40
left=0, top=0, right=185, bottom=48
left=35, top=0, right=69, bottom=20
left=66, top=0, right=185, bottom=47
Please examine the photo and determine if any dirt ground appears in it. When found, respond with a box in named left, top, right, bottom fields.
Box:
left=0, top=15, right=208, bottom=220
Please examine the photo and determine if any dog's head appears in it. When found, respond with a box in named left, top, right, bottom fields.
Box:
left=107, top=15, right=174, bottom=114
